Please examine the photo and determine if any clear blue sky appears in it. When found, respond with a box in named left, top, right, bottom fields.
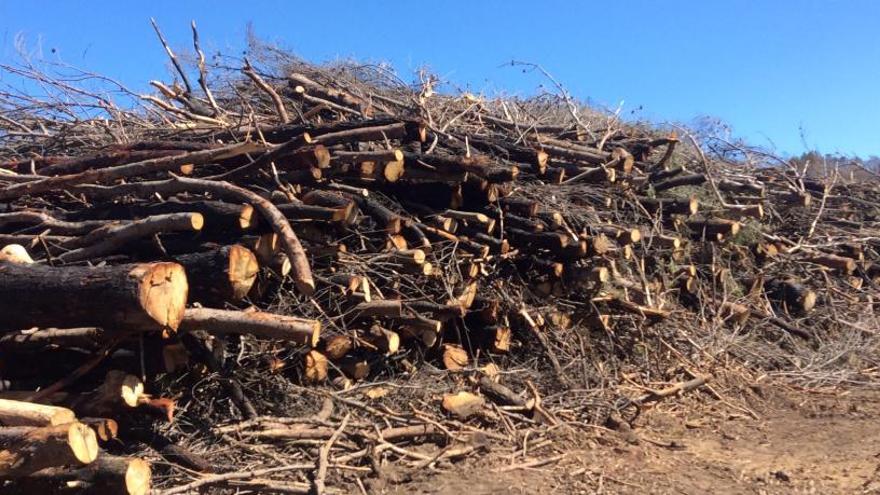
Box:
left=1, top=1, right=878, bottom=157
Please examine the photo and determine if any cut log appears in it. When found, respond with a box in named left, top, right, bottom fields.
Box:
left=169, top=177, right=315, bottom=295
left=407, top=301, right=466, bottom=321
left=247, top=233, right=292, bottom=276
left=507, top=229, right=570, bottom=252
left=9, top=454, right=151, bottom=495
left=0, top=422, right=98, bottom=477
left=176, top=245, right=259, bottom=305
left=0, top=262, right=188, bottom=333
left=303, top=350, right=329, bottom=383
left=499, top=197, right=539, bottom=217
left=482, top=326, right=512, bottom=353
left=442, top=344, right=469, bottom=370
left=332, top=149, right=403, bottom=165
left=478, top=376, right=526, bottom=408
left=596, top=225, right=642, bottom=245
left=806, top=253, right=857, bottom=274
left=361, top=325, right=399, bottom=355
left=720, top=302, right=750, bottom=325
left=78, top=418, right=119, bottom=443
left=312, top=122, right=407, bottom=145
left=57, top=212, right=204, bottom=263
left=441, top=391, right=484, bottom=419
left=322, top=335, right=353, bottom=361
left=0, top=142, right=266, bottom=201
left=338, top=356, right=370, bottom=380
left=75, top=176, right=313, bottom=295
left=652, top=173, right=706, bottom=192
left=686, top=218, right=741, bottom=238
left=277, top=203, right=354, bottom=223
left=639, top=196, right=698, bottom=216
left=0, top=245, right=33, bottom=264
left=397, top=315, right=442, bottom=347
left=351, top=300, right=403, bottom=318
left=765, top=279, right=816, bottom=314
left=281, top=145, right=331, bottom=169
left=65, top=198, right=258, bottom=234
left=347, top=194, right=402, bottom=234
left=180, top=308, right=320, bottom=346
left=0, top=400, right=75, bottom=427
left=289, top=72, right=370, bottom=115
left=68, top=371, right=144, bottom=418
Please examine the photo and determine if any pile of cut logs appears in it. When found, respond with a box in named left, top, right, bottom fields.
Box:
left=0, top=40, right=878, bottom=493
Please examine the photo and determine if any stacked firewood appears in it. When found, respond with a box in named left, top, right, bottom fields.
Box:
left=0, top=31, right=877, bottom=493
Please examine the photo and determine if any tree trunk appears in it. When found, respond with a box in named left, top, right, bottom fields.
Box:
left=0, top=400, right=75, bottom=427
left=0, top=262, right=188, bottom=333
left=180, top=308, right=320, bottom=346
left=5, top=454, right=150, bottom=495
left=176, top=245, right=258, bottom=305
left=0, top=422, right=98, bottom=477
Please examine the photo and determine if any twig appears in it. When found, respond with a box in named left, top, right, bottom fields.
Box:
left=150, top=18, right=193, bottom=95
left=313, top=413, right=350, bottom=495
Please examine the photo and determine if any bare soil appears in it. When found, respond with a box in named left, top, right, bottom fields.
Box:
left=381, top=386, right=880, bottom=494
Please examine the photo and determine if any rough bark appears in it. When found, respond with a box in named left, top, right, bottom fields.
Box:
left=0, top=262, right=188, bottom=333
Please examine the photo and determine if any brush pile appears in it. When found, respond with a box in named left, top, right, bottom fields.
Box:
left=0, top=27, right=878, bottom=494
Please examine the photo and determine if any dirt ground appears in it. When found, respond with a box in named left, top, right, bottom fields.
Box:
left=382, top=386, right=880, bottom=494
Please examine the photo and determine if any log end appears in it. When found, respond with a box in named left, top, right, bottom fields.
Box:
left=442, top=344, right=469, bottom=370
left=629, top=229, right=642, bottom=244
left=239, top=203, right=257, bottom=230
left=295, top=277, right=317, bottom=297
left=118, top=373, right=146, bottom=408
left=189, top=213, right=205, bottom=231
left=68, top=422, right=100, bottom=465
left=688, top=197, right=699, bottom=216
left=135, top=262, right=189, bottom=331
left=228, top=245, right=260, bottom=300
left=323, top=335, right=352, bottom=360
left=801, top=290, right=817, bottom=313
left=304, top=350, right=329, bottom=383
left=126, top=458, right=152, bottom=495
left=314, top=145, right=331, bottom=169
left=729, top=221, right=742, bottom=237
left=384, top=160, right=405, bottom=182
left=0, top=244, right=34, bottom=264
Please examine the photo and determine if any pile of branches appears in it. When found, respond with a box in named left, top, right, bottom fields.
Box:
left=0, top=25, right=878, bottom=493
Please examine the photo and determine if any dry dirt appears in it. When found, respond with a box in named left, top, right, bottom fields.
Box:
left=380, top=386, right=880, bottom=494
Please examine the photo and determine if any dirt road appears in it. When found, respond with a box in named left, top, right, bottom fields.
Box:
left=384, top=387, right=880, bottom=494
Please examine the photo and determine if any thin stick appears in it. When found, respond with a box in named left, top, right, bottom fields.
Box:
left=313, top=414, right=350, bottom=495
left=191, top=20, right=222, bottom=116
left=243, top=59, right=290, bottom=124
left=150, top=18, right=193, bottom=95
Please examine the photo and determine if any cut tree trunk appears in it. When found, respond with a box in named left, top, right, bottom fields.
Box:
left=0, top=400, right=75, bottom=427
left=0, top=262, right=188, bottom=333
left=180, top=308, right=320, bottom=346
left=765, top=279, right=817, bottom=314
left=57, top=212, right=204, bottom=263
left=65, top=198, right=258, bottom=235
left=176, top=245, right=258, bottom=305
left=5, top=454, right=151, bottom=495
left=0, top=422, right=98, bottom=477
left=67, top=371, right=144, bottom=418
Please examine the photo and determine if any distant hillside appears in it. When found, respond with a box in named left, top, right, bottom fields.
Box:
left=794, top=151, right=880, bottom=182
